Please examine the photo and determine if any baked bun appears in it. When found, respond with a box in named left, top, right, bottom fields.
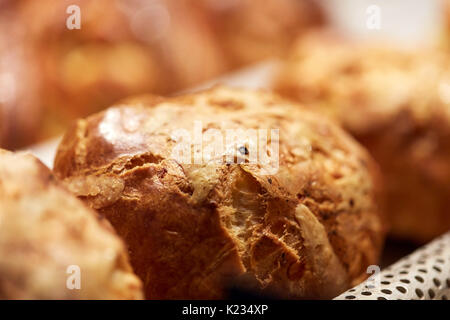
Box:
left=0, top=149, right=143, bottom=299
left=275, top=32, right=450, bottom=243
left=54, top=87, right=385, bottom=299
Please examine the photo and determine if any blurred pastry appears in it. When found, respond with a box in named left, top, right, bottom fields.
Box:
left=1, top=0, right=227, bottom=145
left=0, top=149, right=143, bottom=299
left=0, top=6, right=42, bottom=148
left=442, top=0, right=450, bottom=48
left=53, top=87, right=385, bottom=299
left=192, top=0, right=324, bottom=67
left=275, top=32, right=450, bottom=243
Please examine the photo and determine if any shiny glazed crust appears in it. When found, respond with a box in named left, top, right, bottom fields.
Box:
left=0, top=149, right=143, bottom=299
left=54, top=87, right=385, bottom=299
left=275, top=33, right=450, bottom=243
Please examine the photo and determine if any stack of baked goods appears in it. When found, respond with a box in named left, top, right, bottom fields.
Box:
left=275, top=31, right=450, bottom=243
left=0, top=87, right=386, bottom=299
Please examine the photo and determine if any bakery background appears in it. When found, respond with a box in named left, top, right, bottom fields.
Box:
left=0, top=0, right=323, bottom=149
left=0, top=0, right=450, bottom=300
left=0, top=0, right=443, bottom=149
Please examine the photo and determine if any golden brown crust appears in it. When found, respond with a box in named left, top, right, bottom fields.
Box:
left=275, top=32, right=450, bottom=243
left=54, top=87, right=385, bottom=299
left=0, top=149, right=143, bottom=299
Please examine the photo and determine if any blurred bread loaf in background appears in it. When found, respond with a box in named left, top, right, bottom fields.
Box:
left=191, top=0, right=324, bottom=67
left=6, top=0, right=229, bottom=143
left=275, top=31, right=450, bottom=243
left=0, top=4, right=42, bottom=149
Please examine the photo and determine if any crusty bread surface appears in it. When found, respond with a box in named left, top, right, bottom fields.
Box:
left=54, top=87, right=385, bottom=299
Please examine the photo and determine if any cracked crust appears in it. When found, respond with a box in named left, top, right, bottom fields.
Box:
left=54, top=87, right=385, bottom=299
left=275, top=32, right=450, bottom=242
left=0, top=149, right=143, bottom=299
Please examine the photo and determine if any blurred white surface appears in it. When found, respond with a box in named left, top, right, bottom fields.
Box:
left=322, top=0, right=443, bottom=47
left=25, top=137, right=61, bottom=168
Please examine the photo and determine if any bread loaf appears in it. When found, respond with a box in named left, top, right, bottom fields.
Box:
left=54, top=87, right=385, bottom=299
left=275, top=33, right=450, bottom=243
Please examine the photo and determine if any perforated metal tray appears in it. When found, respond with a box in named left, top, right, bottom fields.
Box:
left=335, top=232, right=450, bottom=300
